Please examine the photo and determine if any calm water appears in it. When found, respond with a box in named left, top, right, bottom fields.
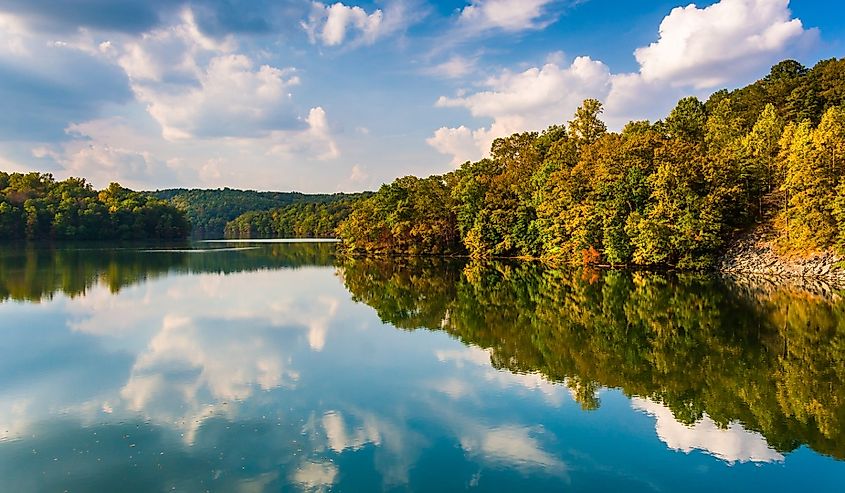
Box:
left=1, top=242, right=844, bottom=492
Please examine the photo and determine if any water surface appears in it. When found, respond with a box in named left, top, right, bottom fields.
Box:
left=0, top=243, right=843, bottom=491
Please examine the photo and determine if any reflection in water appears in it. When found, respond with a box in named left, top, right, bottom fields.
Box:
left=0, top=242, right=336, bottom=302
left=0, top=244, right=843, bottom=491
left=340, top=256, right=845, bottom=462
left=632, top=397, right=785, bottom=464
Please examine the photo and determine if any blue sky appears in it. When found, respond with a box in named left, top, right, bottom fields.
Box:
left=0, top=0, right=841, bottom=192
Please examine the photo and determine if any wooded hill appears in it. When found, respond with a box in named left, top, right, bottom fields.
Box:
left=337, top=58, right=845, bottom=268
left=224, top=193, right=371, bottom=239
left=152, top=188, right=358, bottom=238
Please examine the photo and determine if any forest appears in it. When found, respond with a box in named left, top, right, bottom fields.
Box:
left=153, top=188, right=358, bottom=238
left=223, top=193, right=370, bottom=239
left=338, top=58, right=845, bottom=268
left=0, top=173, right=189, bottom=241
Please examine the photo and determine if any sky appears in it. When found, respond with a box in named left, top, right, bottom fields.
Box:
left=0, top=0, right=842, bottom=192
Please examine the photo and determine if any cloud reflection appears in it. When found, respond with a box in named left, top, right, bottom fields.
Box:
left=632, top=397, right=784, bottom=464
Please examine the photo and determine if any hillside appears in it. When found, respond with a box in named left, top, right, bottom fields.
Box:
left=337, top=58, right=845, bottom=270
left=224, top=193, right=371, bottom=239
left=151, top=188, right=358, bottom=238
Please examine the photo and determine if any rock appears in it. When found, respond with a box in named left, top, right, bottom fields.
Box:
left=718, top=222, right=844, bottom=287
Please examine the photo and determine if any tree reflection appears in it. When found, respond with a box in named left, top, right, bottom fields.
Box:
left=2, top=245, right=843, bottom=461
left=340, top=256, right=845, bottom=460
left=0, top=243, right=337, bottom=302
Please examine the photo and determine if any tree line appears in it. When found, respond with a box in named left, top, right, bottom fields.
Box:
left=0, top=173, right=189, bottom=241
left=338, top=58, right=845, bottom=268
left=153, top=188, right=359, bottom=238
left=0, top=242, right=337, bottom=302
left=224, top=193, right=370, bottom=239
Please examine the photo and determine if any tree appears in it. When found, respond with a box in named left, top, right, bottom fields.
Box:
left=742, top=103, right=784, bottom=194
left=665, top=97, right=707, bottom=142
left=568, top=98, right=607, bottom=145
left=779, top=121, right=836, bottom=250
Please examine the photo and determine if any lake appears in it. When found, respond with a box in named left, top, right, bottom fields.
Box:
left=0, top=242, right=843, bottom=492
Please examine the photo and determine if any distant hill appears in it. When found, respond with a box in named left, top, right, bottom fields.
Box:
left=224, top=193, right=371, bottom=239
left=151, top=188, right=360, bottom=238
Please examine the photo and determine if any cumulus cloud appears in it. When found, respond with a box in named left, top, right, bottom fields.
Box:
left=429, top=0, right=817, bottom=164
left=120, top=313, right=301, bottom=418
left=429, top=56, right=611, bottom=162
left=636, top=0, right=816, bottom=88
left=633, top=397, right=784, bottom=464
left=0, top=6, right=342, bottom=189
left=140, top=54, right=301, bottom=140
left=47, top=141, right=179, bottom=190
left=0, top=12, right=27, bottom=55
left=434, top=346, right=565, bottom=405
left=58, top=269, right=344, bottom=434
left=348, top=164, right=369, bottom=183
left=110, top=9, right=308, bottom=141
left=426, top=126, right=479, bottom=165
left=303, top=1, right=412, bottom=47
left=267, top=106, right=340, bottom=160
left=457, top=0, right=560, bottom=33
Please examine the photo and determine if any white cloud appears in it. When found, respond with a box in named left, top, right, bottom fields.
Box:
left=21, top=108, right=341, bottom=191
left=27, top=118, right=185, bottom=189
left=430, top=0, right=817, bottom=164
left=58, top=269, right=343, bottom=429
left=0, top=7, right=341, bottom=190
left=112, top=10, right=303, bottom=141
left=458, top=0, right=558, bottom=33
left=119, top=312, right=301, bottom=416
left=430, top=56, right=611, bottom=162
left=425, top=55, right=477, bottom=79
left=267, top=106, right=340, bottom=161
left=303, top=1, right=411, bottom=47
left=53, top=142, right=176, bottom=190
left=426, top=126, right=479, bottom=165
left=635, top=0, right=816, bottom=88
left=0, top=151, right=29, bottom=173
left=348, top=164, right=369, bottom=183
left=116, top=13, right=231, bottom=84
left=139, top=54, right=299, bottom=140
left=632, top=397, right=784, bottom=464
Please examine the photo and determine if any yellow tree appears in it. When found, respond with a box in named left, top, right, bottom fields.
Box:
left=780, top=121, right=836, bottom=250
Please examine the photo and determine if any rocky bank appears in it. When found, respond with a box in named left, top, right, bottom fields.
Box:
left=718, top=220, right=845, bottom=289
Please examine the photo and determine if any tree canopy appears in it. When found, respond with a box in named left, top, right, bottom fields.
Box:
left=338, top=58, right=845, bottom=267
left=0, top=173, right=189, bottom=241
